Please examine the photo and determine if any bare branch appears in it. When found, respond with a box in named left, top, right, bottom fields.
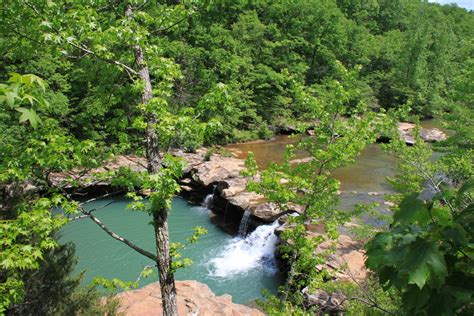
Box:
left=62, top=189, right=157, bottom=262
left=82, top=206, right=158, bottom=262
left=346, top=296, right=395, bottom=315
left=79, top=190, right=124, bottom=206
left=66, top=40, right=138, bottom=76
left=150, top=16, right=188, bottom=35
left=135, top=264, right=157, bottom=283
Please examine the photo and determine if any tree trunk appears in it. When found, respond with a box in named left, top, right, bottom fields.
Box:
left=153, top=211, right=178, bottom=315
left=125, top=5, right=178, bottom=316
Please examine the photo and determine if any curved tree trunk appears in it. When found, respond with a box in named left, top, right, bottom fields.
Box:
left=125, top=4, right=178, bottom=316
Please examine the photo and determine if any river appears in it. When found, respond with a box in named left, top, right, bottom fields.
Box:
left=62, top=123, right=442, bottom=304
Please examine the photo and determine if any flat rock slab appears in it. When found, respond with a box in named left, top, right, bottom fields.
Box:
left=315, top=234, right=367, bottom=282
left=115, top=280, right=264, bottom=316
left=192, top=155, right=246, bottom=187
left=397, top=122, right=447, bottom=145
left=49, top=155, right=147, bottom=187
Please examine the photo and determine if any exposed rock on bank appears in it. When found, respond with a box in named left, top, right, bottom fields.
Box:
left=181, top=153, right=291, bottom=226
left=276, top=220, right=367, bottom=283
left=305, top=121, right=447, bottom=145
left=49, top=149, right=287, bottom=225
left=115, top=280, right=263, bottom=316
left=316, top=234, right=367, bottom=282
left=49, top=155, right=147, bottom=188
left=397, top=122, right=447, bottom=145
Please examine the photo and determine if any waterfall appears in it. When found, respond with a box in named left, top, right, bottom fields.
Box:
left=238, top=210, right=251, bottom=237
left=202, top=194, right=214, bottom=209
left=208, top=221, right=280, bottom=278
left=202, top=185, right=217, bottom=209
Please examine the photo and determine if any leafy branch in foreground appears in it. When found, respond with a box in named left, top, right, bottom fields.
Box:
left=366, top=131, right=473, bottom=315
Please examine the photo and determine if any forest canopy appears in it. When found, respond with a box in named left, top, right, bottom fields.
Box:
left=1, top=0, right=472, bottom=146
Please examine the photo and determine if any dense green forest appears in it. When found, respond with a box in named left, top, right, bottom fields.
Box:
left=1, top=0, right=473, bottom=315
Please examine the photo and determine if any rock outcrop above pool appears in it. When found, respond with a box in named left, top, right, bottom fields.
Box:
left=114, top=280, right=264, bottom=316
left=182, top=152, right=290, bottom=226
left=49, top=149, right=287, bottom=223
left=49, top=155, right=147, bottom=188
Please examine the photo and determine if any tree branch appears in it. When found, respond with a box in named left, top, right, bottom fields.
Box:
left=22, top=0, right=138, bottom=77
left=80, top=205, right=158, bottom=262
left=78, top=190, right=124, bottom=206
left=62, top=189, right=158, bottom=262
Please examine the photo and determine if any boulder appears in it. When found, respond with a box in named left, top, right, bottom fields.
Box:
left=192, top=155, right=245, bottom=187
left=420, top=127, right=448, bottom=143
left=302, top=287, right=346, bottom=312
left=397, top=122, right=447, bottom=145
left=114, top=280, right=264, bottom=316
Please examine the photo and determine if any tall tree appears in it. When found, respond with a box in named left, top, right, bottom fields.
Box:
left=2, top=2, right=206, bottom=315
left=124, top=3, right=178, bottom=314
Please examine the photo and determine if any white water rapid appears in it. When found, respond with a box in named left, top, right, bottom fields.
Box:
left=208, top=220, right=280, bottom=278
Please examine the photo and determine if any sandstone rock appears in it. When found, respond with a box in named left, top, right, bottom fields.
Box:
left=420, top=127, right=447, bottom=143
left=173, top=148, right=207, bottom=173
left=302, top=287, right=346, bottom=312
left=49, top=155, right=147, bottom=187
left=115, top=280, right=264, bottom=316
left=397, top=122, right=447, bottom=145
left=316, top=234, right=367, bottom=282
left=192, top=155, right=245, bottom=187
left=221, top=177, right=248, bottom=198
left=251, top=202, right=281, bottom=220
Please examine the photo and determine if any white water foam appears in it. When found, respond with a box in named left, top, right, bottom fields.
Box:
left=208, top=221, right=280, bottom=278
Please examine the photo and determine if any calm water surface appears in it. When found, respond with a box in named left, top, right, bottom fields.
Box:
left=226, top=135, right=397, bottom=193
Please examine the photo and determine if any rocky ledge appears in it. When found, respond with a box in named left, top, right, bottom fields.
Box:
left=114, top=280, right=263, bottom=316
left=181, top=152, right=294, bottom=228
left=397, top=122, right=447, bottom=145
left=305, top=121, right=447, bottom=145
left=49, top=149, right=289, bottom=224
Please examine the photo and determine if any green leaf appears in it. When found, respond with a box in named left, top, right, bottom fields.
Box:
left=4, top=91, right=17, bottom=107
left=456, top=179, right=474, bottom=205
left=394, top=193, right=430, bottom=225
left=405, top=240, right=447, bottom=289
left=16, top=107, right=41, bottom=128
